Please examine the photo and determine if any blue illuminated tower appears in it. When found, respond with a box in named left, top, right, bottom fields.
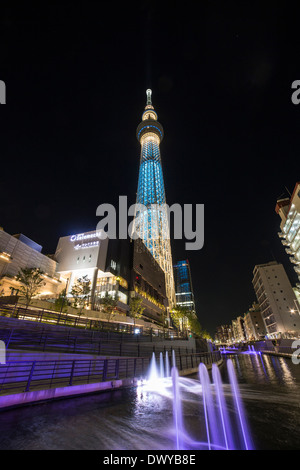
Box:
left=135, top=89, right=176, bottom=307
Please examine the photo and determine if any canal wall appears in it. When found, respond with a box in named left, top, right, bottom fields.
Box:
left=179, top=357, right=223, bottom=377
left=0, top=377, right=138, bottom=410
left=0, top=357, right=224, bottom=411
left=253, top=338, right=297, bottom=358
left=0, top=351, right=222, bottom=410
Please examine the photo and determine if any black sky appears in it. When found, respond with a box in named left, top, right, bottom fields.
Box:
left=0, top=1, right=299, bottom=335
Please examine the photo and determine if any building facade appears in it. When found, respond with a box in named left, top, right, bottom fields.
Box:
left=252, top=261, right=300, bottom=338
left=231, top=319, right=239, bottom=343
left=243, top=303, right=266, bottom=341
left=134, top=89, right=176, bottom=307
left=54, top=230, right=168, bottom=326
left=173, top=259, right=196, bottom=313
left=0, top=228, right=65, bottom=299
left=215, top=324, right=233, bottom=344
left=276, top=182, right=300, bottom=288
left=235, top=316, right=246, bottom=342
left=131, top=238, right=167, bottom=326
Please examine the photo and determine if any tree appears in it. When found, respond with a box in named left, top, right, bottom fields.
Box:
left=186, top=312, right=203, bottom=337
left=200, top=329, right=212, bottom=341
left=185, top=311, right=212, bottom=340
left=129, top=296, right=145, bottom=329
left=100, top=291, right=119, bottom=324
left=15, top=268, right=45, bottom=307
left=70, top=275, right=91, bottom=314
left=170, top=306, right=190, bottom=334
left=54, top=288, right=69, bottom=313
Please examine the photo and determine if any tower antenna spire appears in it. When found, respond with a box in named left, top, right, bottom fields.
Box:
left=146, top=88, right=152, bottom=106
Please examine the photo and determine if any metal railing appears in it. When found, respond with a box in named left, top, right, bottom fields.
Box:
left=0, top=326, right=199, bottom=358
left=0, top=303, right=182, bottom=340
left=0, top=317, right=203, bottom=359
left=0, top=351, right=221, bottom=396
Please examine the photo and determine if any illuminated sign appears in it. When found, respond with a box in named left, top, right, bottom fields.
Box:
left=69, top=231, right=102, bottom=250
left=70, top=231, right=102, bottom=242
left=74, top=241, right=99, bottom=250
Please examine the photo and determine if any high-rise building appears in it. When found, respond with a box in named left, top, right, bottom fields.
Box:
left=276, top=182, right=300, bottom=288
left=215, top=324, right=232, bottom=344
left=252, top=261, right=300, bottom=338
left=243, top=303, right=266, bottom=341
left=134, top=89, right=175, bottom=307
left=0, top=227, right=65, bottom=298
left=231, top=319, right=239, bottom=343
left=235, top=316, right=246, bottom=342
left=174, top=259, right=196, bottom=313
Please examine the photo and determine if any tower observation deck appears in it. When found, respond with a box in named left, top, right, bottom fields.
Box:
left=135, top=89, right=176, bottom=308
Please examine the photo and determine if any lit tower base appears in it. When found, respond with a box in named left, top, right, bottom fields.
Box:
left=135, top=89, right=176, bottom=307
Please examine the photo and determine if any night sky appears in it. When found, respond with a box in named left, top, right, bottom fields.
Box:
left=0, top=1, right=299, bottom=336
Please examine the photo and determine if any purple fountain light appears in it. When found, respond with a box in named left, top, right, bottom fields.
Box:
left=199, top=363, right=224, bottom=450
left=165, top=351, right=170, bottom=377
left=212, top=363, right=235, bottom=450
left=227, top=358, right=253, bottom=450
left=160, top=352, right=164, bottom=378
left=171, top=366, right=184, bottom=450
left=143, top=352, right=253, bottom=451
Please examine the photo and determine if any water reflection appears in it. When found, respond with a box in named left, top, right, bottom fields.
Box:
left=0, top=354, right=299, bottom=450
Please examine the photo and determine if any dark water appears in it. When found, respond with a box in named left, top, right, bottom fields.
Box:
left=0, top=353, right=299, bottom=450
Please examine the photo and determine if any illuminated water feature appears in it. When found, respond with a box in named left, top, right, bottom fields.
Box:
left=144, top=352, right=253, bottom=450
left=1, top=352, right=300, bottom=450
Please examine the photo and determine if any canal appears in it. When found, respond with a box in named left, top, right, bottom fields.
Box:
left=0, top=353, right=299, bottom=450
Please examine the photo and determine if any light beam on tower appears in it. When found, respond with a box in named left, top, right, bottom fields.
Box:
left=134, top=89, right=176, bottom=307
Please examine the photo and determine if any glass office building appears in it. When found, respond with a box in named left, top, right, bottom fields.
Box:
left=173, top=259, right=196, bottom=313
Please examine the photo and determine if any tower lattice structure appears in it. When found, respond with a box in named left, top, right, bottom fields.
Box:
left=135, top=89, right=176, bottom=307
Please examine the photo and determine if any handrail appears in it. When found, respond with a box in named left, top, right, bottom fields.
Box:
left=0, top=320, right=204, bottom=358
left=0, top=304, right=184, bottom=340
left=0, top=351, right=221, bottom=397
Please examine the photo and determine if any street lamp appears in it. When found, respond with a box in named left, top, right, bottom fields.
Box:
left=290, top=300, right=300, bottom=316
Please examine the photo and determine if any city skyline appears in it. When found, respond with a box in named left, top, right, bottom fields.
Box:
left=0, top=2, right=299, bottom=335
left=1, top=1, right=300, bottom=455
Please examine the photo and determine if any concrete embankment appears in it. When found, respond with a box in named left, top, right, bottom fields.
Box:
left=179, top=358, right=223, bottom=377
left=0, top=377, right=137, bottom=410
left=0, top=351, right=222, bottom=410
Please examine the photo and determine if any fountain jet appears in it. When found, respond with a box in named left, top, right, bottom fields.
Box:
left=227, top=359, right=253, bottom=450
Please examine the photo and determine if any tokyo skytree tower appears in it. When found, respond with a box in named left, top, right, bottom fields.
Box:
left=135, top=89, right=176, bottom=307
